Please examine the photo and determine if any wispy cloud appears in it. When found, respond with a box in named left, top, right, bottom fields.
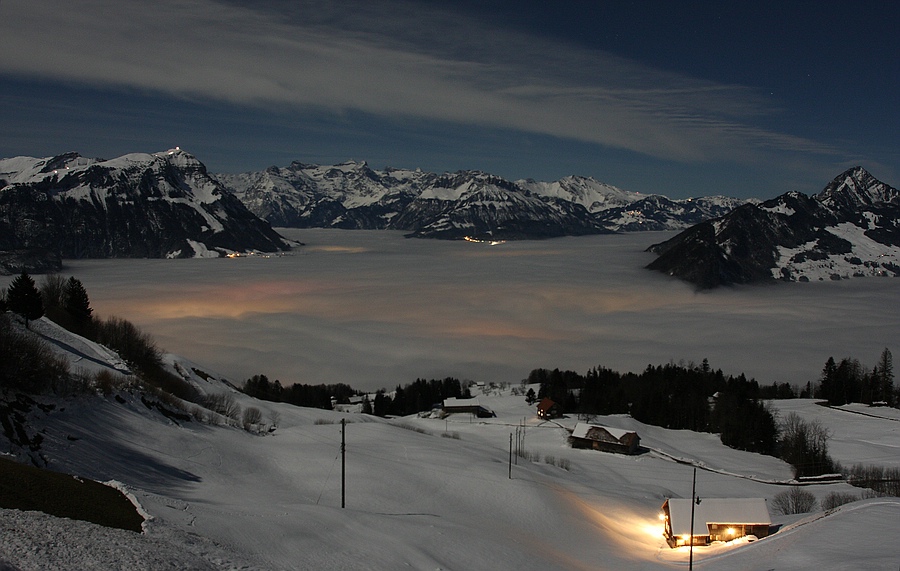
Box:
left=0, top=0, right=835, bottom=164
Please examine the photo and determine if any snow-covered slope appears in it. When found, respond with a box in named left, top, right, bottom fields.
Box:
left=0, top=149, right=289, bottom=263
left=2, top=320, right=898, bottom=570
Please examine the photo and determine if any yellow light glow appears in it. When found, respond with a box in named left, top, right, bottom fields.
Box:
left=726, top=527, right=736, bottom=536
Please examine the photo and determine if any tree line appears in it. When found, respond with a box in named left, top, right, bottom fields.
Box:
left=816, top=349, right=895, bottom=407
left=1, top=271, right=197, bottom=402
left=530, top=359, right=779, bottom=455
left=241, top=374, right=356, bottom=411
left=241, top=374, right=471, bottom=417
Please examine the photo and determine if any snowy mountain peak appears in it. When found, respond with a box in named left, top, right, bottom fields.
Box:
left=818, top=166, right=900, bottom=210
left=647, top=167, right=900, bottom=287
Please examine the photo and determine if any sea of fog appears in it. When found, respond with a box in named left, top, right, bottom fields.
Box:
left=6, top=229, right=899, bottom=392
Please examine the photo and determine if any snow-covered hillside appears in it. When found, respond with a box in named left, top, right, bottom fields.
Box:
left=1, top=318, right=899, bottom=570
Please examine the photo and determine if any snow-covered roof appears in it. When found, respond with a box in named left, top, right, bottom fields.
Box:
left=571, top=422, right=636, bottom=442
left=666, top=498, right=771, bottom=536
left=443, top=397, right=481, bottom=408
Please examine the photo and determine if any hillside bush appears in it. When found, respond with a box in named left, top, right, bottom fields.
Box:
left=203, top=393, right=241, bottom=421
left=0, top=314, right=69, bottom=393
left=92, top=316, right=161, bottom=372
left=821, top=491, right=857, bottom=511
left=242, top=406, right=262, bottom=430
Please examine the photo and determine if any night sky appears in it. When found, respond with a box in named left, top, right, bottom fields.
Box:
left=1, top=0, right=897, bottom=199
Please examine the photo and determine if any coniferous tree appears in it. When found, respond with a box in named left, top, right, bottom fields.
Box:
left=877, top=348, right=894, bottom=405
left=819, top=357, right=837, bottom=403
left=6, top=272, right=44, bottom=328
left=63, top=276, right=93, bottom=327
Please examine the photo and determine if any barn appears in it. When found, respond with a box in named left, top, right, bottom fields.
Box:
left=661, top=497, right=771, bottom=547
left=442, top=397, right=496, bottom=418
left=568, top=422, right=641, bottom=455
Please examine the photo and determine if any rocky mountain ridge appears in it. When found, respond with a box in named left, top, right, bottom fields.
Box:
left=646, top=167, right=900, bottom=288
left=215, top=161, right=746, bottom=240
left=0, top=149, right=290, bottom=273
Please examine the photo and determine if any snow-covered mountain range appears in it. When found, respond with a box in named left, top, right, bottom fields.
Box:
left=0, top=149, right=289, bottom=273
left=215, top=161, right=746, bottom=239
left=1, top=148, right=748, bottom=271
left=646, top=167, right=900, bottom=288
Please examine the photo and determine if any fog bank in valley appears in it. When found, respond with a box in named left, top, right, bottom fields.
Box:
left=12, top=229, right=899, bottom=392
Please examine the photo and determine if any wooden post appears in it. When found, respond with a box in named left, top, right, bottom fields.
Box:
left=508, top=433, right=512, bottom=479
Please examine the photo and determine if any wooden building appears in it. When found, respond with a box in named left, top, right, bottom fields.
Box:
left=536, top=398, right=562, bottom=420
left=661, top=498, right=771, bottom=548
left=568, top=422, right=641, bottom=455
left=442, top=397, right=496, bottom=418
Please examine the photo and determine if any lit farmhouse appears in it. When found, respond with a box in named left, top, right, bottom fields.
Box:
left=660, top=497, right=771, bottom=548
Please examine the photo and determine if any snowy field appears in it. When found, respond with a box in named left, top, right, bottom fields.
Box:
left=1, top=320, right=899, bottom=570
left=3, top=229, right=898, bottom=393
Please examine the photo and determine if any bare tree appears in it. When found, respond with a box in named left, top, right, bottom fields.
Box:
left=779, top=412, right=835, bottom=477
left=771, top=487, right=818, bottom=515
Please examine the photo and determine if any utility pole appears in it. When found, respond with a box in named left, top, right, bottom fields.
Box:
left=689, top=467, right=697, bottom=570
left=508, top=433, right=512, bottom=479
left=341, top=418, right=346, bottom=509
left=514, top=426, right=519, bottom=465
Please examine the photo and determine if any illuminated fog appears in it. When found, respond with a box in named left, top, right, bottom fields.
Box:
left=12, top=229, right=900, bottom=391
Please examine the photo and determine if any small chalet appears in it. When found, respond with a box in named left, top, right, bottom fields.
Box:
left=442, top=397, right=496, bottom=418
left=661, top=498, right=771, bottom=548
left=568, top=422, right=640, bottom=455
left=536, top=398, right=562, bottom=420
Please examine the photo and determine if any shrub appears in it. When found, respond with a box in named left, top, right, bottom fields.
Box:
left=94, top=369, right=125, bottom=395
left=204, top=393, right=241, bottom=421
left=543, top=455, right=572, bottom=471
left=771, top=487, right=818, bottom=515
left=821, top=492, right=857, bottom=511
left=92, top=316, right=161, bottom=372
left=242, top=406, right=263, bottom=430
left=0, top=314, right=69, bottom=393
